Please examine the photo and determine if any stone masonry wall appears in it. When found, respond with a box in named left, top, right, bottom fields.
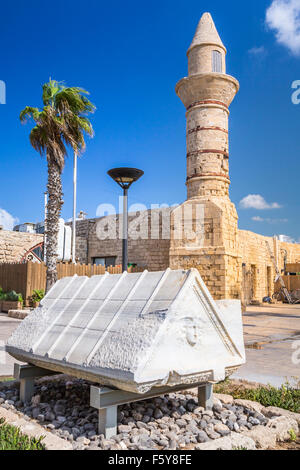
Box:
left=71, top=209, right=171, bottom=272
left=238, top=229, right=300, bottom=302
left=0, top=230, right=43, bottom=263
left=70, top=213, right=300, bottom=302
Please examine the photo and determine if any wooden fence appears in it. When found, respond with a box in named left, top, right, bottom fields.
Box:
left=285, top=263, right=300, bottom=274
left=275, top=275, right=300, bottom=294
left=0, top=262, right=143, bottom=306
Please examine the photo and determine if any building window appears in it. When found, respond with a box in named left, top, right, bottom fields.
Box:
left=212, top=50, right=222, bottom=73
left=93, top=256, right=116, bottom=268
left=21, top=242, right=44, bottom=263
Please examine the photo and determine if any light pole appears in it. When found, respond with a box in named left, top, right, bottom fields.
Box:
left=72, top=151, right=78, bottom=264
left=44, top=191, right=48, bottom=264
left=107, top=168, right=144, bottom=272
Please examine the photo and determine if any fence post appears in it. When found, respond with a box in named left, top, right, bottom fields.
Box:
left=25, top=262, right=32, bottom=307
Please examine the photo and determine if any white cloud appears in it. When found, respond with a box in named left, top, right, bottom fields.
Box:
left=266, top=0, right=300, bottom=56
left=240, top=194, right=282, bottom=210
left=252, top=216, right=288, bottom=223
left=248, top=46, right=267, bottom=56
left=278, top=234, right=297, bottom=243
left=0, top=208, right=19, bottom=231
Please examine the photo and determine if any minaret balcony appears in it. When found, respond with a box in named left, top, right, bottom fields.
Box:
left=176, top=73, right=239, bottom=110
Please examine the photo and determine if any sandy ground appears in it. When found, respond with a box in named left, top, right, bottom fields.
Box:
left=0, top=305, right=300, bottom=386
left=0, top=313, right=23, bottom=377
left=233, top=304, right=300, bottom=387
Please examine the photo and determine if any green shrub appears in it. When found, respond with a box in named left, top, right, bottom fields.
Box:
left=215, top=380, right=300, bottom=413
left=31, top=289, right=45, bottom=303
left=289, top=429, right=297, bottom=442
left=0, top=418, right=45, bottom=450
left=5, top=291, right=23, bottom=304
left=0, top=287, right=6, bottom=300
left=233, top=384, right=299, bottom=413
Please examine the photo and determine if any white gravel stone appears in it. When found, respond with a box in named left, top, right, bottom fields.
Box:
left=31, top=395, right=41, bottom=406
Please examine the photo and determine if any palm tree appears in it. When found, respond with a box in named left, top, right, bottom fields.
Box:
left=20, top=79, right=95, bottom=292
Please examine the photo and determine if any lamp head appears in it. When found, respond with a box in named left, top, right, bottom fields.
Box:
left=107, top=167, right=144, bottom=189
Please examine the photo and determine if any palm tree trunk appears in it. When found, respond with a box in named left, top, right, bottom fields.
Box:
left=45, top=158, right=63, bottom=293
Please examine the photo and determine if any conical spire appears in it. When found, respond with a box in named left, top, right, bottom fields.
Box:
left=188, top=12, right=226, bottom=53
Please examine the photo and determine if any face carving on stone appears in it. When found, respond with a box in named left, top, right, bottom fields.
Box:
left=179, top=317, right=203, bottom=347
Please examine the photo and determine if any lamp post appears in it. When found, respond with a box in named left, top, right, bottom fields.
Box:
left=72, top=151, right=78, bottom=264
left=107, top=168, right=144, bottom=272
left=44, top=191, right=48, bottom=264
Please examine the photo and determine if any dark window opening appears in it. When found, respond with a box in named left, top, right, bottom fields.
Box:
left=93, top=256, right=116, bottom=268
left=212, top=50, right=222, bottom=73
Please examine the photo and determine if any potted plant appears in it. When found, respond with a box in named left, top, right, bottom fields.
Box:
left=31, top=289, right=45, bottom=308
left=2, top=291, right=24, bottom=313
left=0, top=288, right=5, bottom=312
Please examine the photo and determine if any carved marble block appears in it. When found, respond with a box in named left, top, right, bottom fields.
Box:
left=6, top=269, right=245, bottom=393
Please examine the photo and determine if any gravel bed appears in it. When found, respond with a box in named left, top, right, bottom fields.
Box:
left=0, top=378, right=269, bottom=450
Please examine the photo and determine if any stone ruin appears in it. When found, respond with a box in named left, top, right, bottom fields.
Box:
left=6, top=269, right=245, bottom=394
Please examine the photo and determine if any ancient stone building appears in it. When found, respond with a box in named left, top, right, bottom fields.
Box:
left=169, top=12, right=240, bottom=300
left=72, top=13, right=300, bottom=304
left=0, top=229, right=43, bottom=263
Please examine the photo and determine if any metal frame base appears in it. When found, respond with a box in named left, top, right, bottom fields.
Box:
left=90, top=382, right=214, bottom=438
left=13, top=363, right=62, bottom=403
left=13, top=363, right=214, bottom=438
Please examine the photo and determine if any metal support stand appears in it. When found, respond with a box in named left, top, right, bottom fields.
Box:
left=198, top=382, right=213, bottom=410
left=98, top=406, right=118, bottom=438
left=90, top=382, right=214, bottom=438
left=19, top=377, right=35, bottom=404
left=14, top=363, right=62, bottom=403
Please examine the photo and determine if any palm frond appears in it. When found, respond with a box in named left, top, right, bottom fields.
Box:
left=55, top=88, right=96, bottom=116
left=20, top=106, right=41, bottom=123
left=21, top=78, right=95, bottom=169
left=42, top=79, right=64, bottom=106
left=29, top=126, right=47, bottom=155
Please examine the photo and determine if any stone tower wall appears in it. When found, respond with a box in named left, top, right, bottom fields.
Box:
left=170, top=12, right=241, bottom=299
left=188, top=44, right=226, bottom=75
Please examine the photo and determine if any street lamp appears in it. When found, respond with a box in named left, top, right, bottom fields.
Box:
left=107, top=167, right=144, bottom=272
left=72, top=151, right=78, bottom=264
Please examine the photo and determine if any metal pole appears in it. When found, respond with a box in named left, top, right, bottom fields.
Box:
left=44, top=192, right=48, bottom=263
left=122, top=188, right=128, bottom=272
left=72, top=151, right=77, bottom=264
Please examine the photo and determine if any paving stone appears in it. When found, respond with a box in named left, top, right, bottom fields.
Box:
left=262, top=407, right=300, bottom=426
left=214, top=394, right=234, bottom=405
left=234, top=399, right=264, bottom=414
left=243, top=425, right=277, bottom=449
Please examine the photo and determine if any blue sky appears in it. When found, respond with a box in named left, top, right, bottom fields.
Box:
left=0, top=0, right=300, bottom=241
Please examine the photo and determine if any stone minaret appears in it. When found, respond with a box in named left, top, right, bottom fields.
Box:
left=170, top=13, right=241, bottom=300
left=176, top=12, right=239, bottom=200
